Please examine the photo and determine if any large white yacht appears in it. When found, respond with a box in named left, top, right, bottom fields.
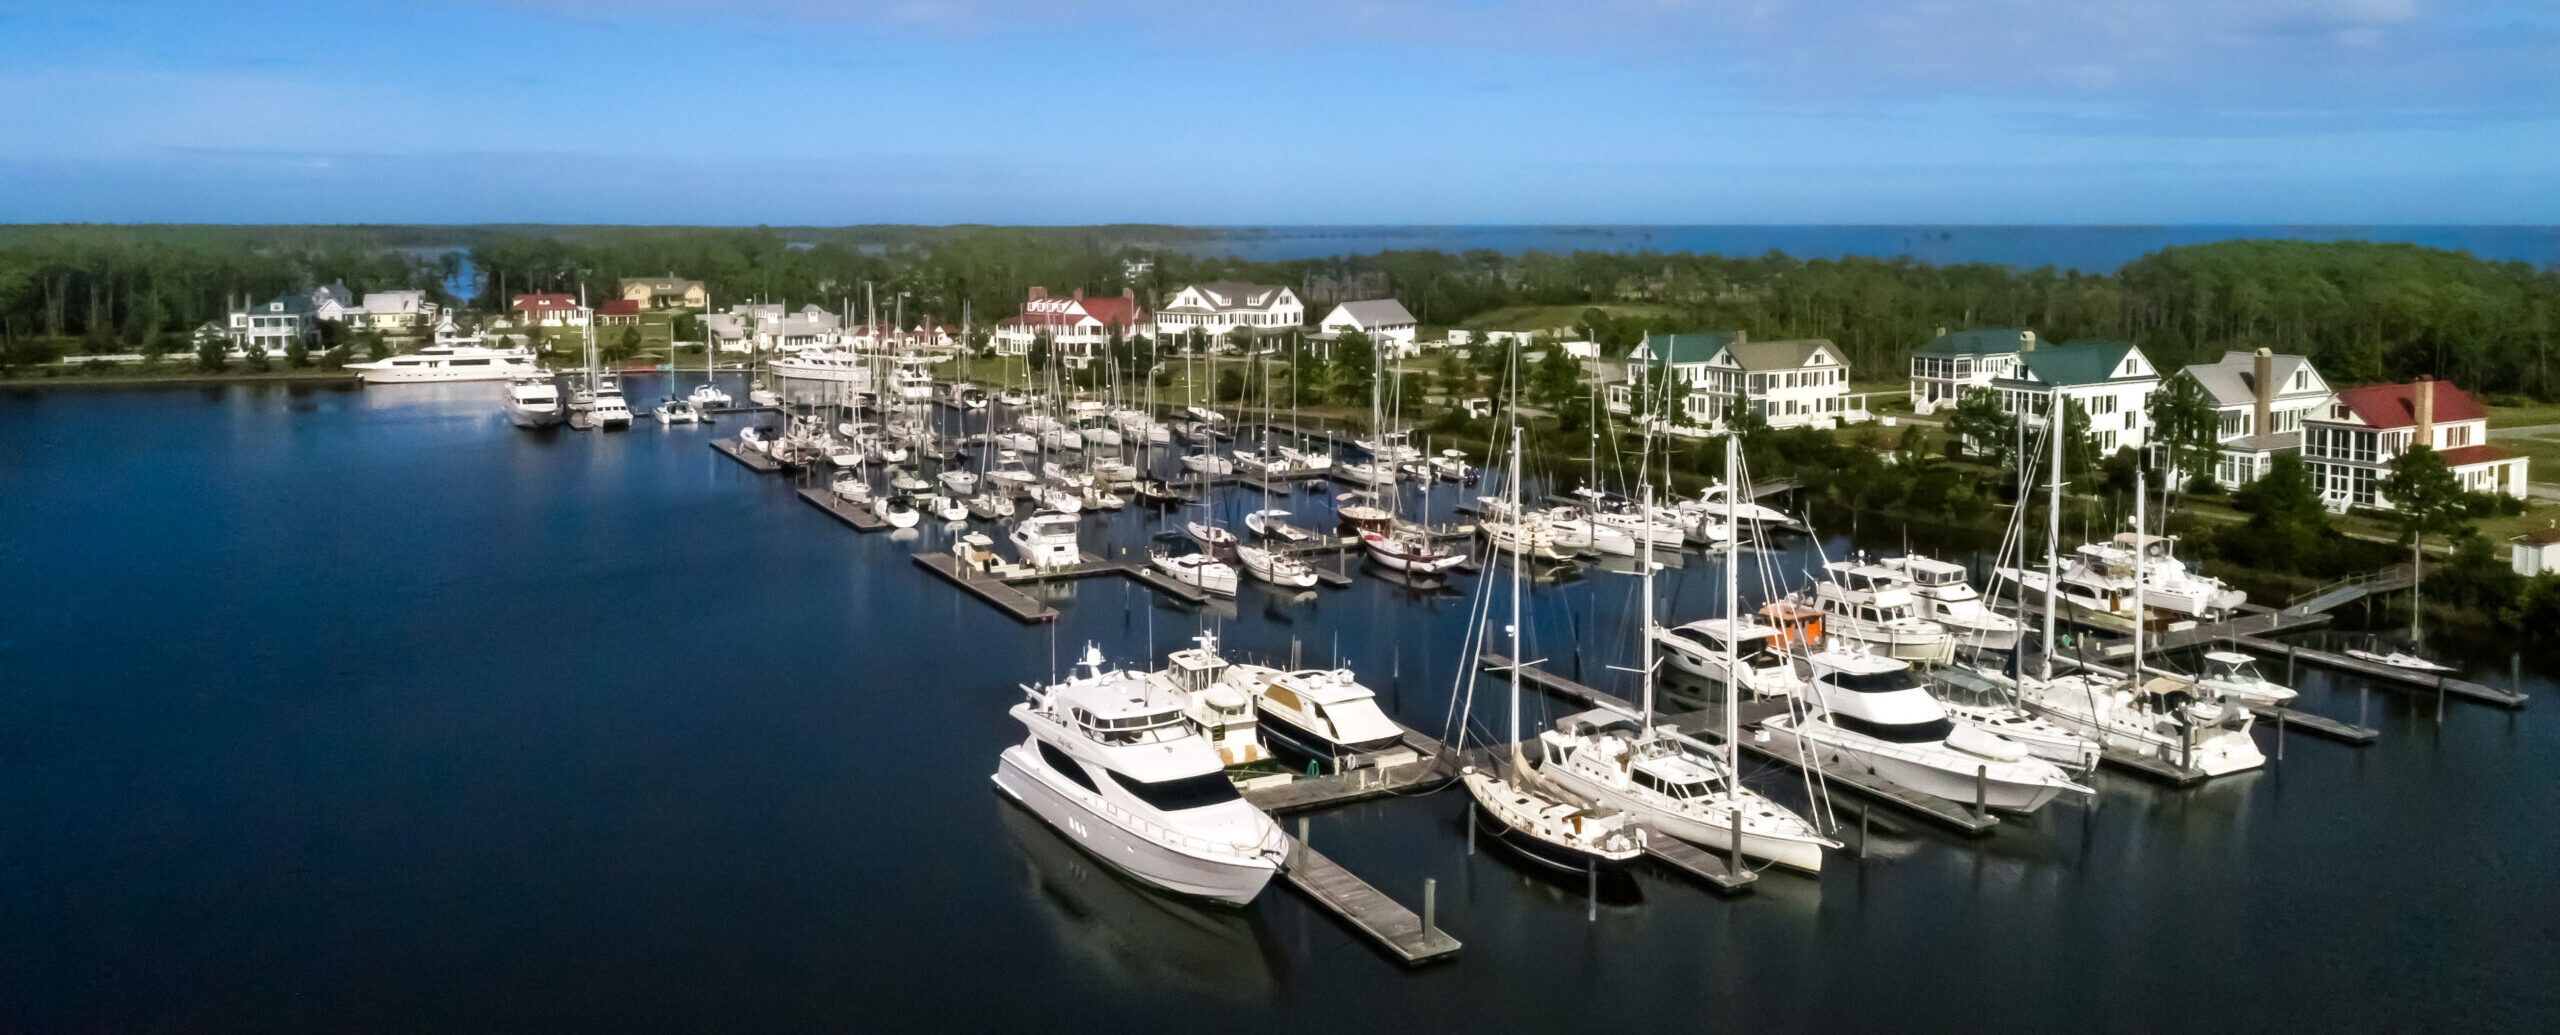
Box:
left=350, top=341, right=539, bottom=384
left=1794, top=560, right=1956, bottom=664
left=1878, top=555, right=2022, bottom=652
left=1241, top=667, right=1404, bottom=763
left=1651, top=618, right=1804, bottom=699
left=1997, top=667, right=2265, bottom=777
left=2002, top=533, right=2245, bottom=619
left=769, top=348, right=878, bottom=387
left=1009, top=512, right=1082, bottom=570
left=1758, top=647, right=2089, bottom=812
left=503, top=375, right=564, bottom=429
left=992, top=645, right=1290, bottom=905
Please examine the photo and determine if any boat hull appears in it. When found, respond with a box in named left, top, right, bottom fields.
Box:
left=1758, top=718, right=2078, bottom=812
left=505, top=404, right=564, bottom=429
left=992, top=749, right=1277, bottom=906
left=1539, top=767, right=1827, bottom=874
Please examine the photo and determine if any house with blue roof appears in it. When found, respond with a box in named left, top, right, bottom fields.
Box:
left=1908, top=328, right=2036, bottom=415
left=1991, top=340, right=2161, bottom=454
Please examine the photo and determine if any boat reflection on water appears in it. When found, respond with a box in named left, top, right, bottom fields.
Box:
left=995, top=798, right=1284, bottom=998
left=1363, top=563, right=1463, bottom=601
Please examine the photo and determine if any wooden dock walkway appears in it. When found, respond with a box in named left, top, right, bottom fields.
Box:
left=2229, top=636, right=2528, bottom=708
left=1638, top=827, right=1757, bottom=893
left=2040, top=655, right=2380, bottom=745
left=1242, top=732, right=1454, bottom=814
left=797, top=487, right=888, bottom=531
left=1476, top=653, right=1999, bottom=835
left=910, top=552, right=1059, bottom=623
left=1280, top=835, right=1459, bottom=966
left=709, top=437, right=783, bottom=473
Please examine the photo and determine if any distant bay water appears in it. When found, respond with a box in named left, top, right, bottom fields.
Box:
left=1160, top=225, right=2560, bottom=272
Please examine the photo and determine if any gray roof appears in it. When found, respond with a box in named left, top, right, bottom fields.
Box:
left=1330, top=298, right=1414, bottom=328
left=311, top=281, right=355, bottom=308
left=2182, top=350, right=2320, bottom=408
left=1722, top=338, right=1839, bottom=372
left=1171, top=281, right=1292, bottom=312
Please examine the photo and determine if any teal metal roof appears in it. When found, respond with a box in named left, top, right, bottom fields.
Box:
left=1916, top=329, right=2033, bottom=356
left=1636, top=331, right=1738, bottom=367
left=2010, top=341, right=2141, bottom=387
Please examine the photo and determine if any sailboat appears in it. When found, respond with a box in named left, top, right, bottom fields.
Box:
left=1460, top=420, right=1647, bottom=873
left=1534, top=473, right=1837, bottom=873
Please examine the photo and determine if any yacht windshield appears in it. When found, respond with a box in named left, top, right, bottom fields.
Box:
left=1075, top=708, right=1189, bottom=745
left=1826, top=670, right=1925, bottom=694
left=1107, top=770, right=1243, bottom=812
left=1825, top=713, right=1956, bottom=744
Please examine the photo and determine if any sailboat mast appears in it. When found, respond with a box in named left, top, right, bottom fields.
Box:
left=1723, top=430, right=1739, bottom=773
left=1641, top=484, right=1657, bottom=725
left=2132, top=467, right=2146, bottom=676
left=1508, top=420, right=1525, bottom=777
left=2041, top=398, right=2063, bottom=681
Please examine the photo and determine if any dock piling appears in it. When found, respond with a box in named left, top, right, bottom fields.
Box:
left=2359, top=687, right=2369, bottom=729
left=1586, top=859, right=1596, bottom=922
left=2436, top=675, right=2447, bottom=722
left=1298, top=816, right=1309, bottom=851
left=2287, top=644, right=2297, bottom=685
left=1423, top=878, right=1437, bottom=936
left=1973, top=765, right=1987, bottom=821
left=2276, top=708, right=2285, bottom=761
left=1728, top=808, right=1744, bottom=877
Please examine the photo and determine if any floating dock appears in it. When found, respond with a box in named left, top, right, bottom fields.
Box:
left=1638, top=826, right=1758, bottom=894
left=709, top=438, right=783, bottom=473
left=1243, top=729, right=1455, bottom=814
left=797, top=487, right=888, bottom=531
left=1279, top=835, right=1459, bottom=966
left=2039, top=654, right=2381, bottom=746
left=2228, top=636, right=2528, bottom=708
left=910, top=552, right=1059, bottom=623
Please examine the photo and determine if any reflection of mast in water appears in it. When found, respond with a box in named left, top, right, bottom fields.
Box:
left=993, top=798, right=1284, bottom=999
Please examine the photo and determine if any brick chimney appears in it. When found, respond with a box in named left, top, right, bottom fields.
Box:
left=2253, top=348, right=2274, bottom=439
left=2413, top=375, right=2435, bottom=449
left=1027, top=286, right=1047, bottom=302
left=1071, top=288, right=1084, bottom=300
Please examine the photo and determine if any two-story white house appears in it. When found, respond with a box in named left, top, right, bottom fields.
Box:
left=1607, top=331, right=1865, bottom=432
left=2174, top=348, right=2333, bottom=489
left=1154, top=281, right=1302, bottom=347
left=1991, top=341, right=2160, bottom=454
left=2304, top=377, right=2528, bottom=513
left=990, top=287, right=1146, bottom=367
left=228, top=294, right=316, bottom=351
left=1909, top=328, right=2035, bottom=415
left=1316, top=298, right=1419, bottom=356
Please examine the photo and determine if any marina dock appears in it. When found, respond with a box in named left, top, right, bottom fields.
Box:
left=709, top=437, right=783, bottom=473
left=911, top=552, right=1060, bottom=622
left=1280, top=835, right=1460, bottom=966
left=2228, top=636, right=2529, bottom=708
left=1639, top=826, right=1758, bottom=893
left=1244, top=730, right=1455, bottom=814
left=914, top=547, right=1231, bottom=622
left=2038, top=655, right=2381, bottom=745
left=797, top=487, right=888, bottom=531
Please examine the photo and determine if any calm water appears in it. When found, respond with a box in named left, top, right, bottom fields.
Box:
left=1167, top=225, right=2560, bottom=272
left=2, top=380, right=2552, bottom=1032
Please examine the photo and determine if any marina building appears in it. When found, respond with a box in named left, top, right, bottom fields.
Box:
left=1908, top=328, right=2034, bottom=416
left=2173, top=348, right=2333, bottom=489
left=2304, top=377, right=2527, bottom=512
left=1315, top=299, right=1420, bottom=356
left=1991, top=340, right=2160, bottom=454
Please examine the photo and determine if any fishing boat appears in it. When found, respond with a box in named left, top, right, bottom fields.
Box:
left=991, top=644, right=1289, bottom=905
left=2194, top=650, right=2298, bottom=703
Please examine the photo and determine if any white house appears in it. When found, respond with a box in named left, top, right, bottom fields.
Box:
left=510, top=294, right=585, bottom=328
left=2175, top=348, right=2333, bottom=489
left=228, top=294, right=315, bottom=351
left=990, top=287, right=1146, bottom=366
left=357, top=290, right=437, bottom=333
left=2514, top=526, right=2560, bottom=576
left=2304, top=376, right=2527, bottom=513
left=310, top=281, right=357, bottom=324
left=1608, top=331, right=1866, bottom=432
left=1991, top=341, right=2160, bottom=454
left=1154, top=281, right=1303, bottom=346
left=705, top=303, right=841, bottom=351
left=1909, top=328, right=2034, bottom=415
left=1317, top=299, right=1418, bottom=349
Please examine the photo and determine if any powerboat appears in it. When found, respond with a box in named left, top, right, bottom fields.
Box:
left=939, top=468, right=980, bottom=495
left=1997, top=667, right=2266, bottom=777
left=2194, top=650, right=2297, bottom=704
left=1159, top=633, right=1271, bottom=767
left=1245, top=667, right=1404, bottom=762
left=350, top=341, right=539, bottom=383
left=1029, top=484, right=1083, bottom=514
left=966, top=492, right=1017, bottom=521
left=1237, top=543, right=1319, bottom=588
left=924, top=493, right=968, bottom=523
left=1676, top=483, right=1795, bottom=537
left=1009, top=512, right=1083, bottom=570
left=503, top=375, right=564, bottom=429
left=1878, top=555, right=2022, bottom=652
left=654, top=398, right=701, bottom=425
left=770, top=348, right=879, bottom=386
left=1757, top=647, right=2090, bottom=812
left=872, top=493, right=921, bottom=529
left=992, top=644, right=1289, bottom=905
left=2345, top=649, right=2454, bottom=673
left=588, top=377, right=633, bottom=430
left=1150, top=544, right=1239, bottom=597
left=1795, top=559, right=1956, bottom=664
left=1651, top=618, right=1806, bottom=699
left=2002, top=533, right=2245, bottom=619
left=687, top=382, right=732, bottom=409
left=1180, top=451, right=1235, bottom=476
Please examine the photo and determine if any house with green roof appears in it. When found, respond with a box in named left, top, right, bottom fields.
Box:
left=1909, top=328, right=2037, bottom=415
left=1991, top=340, right=2161, bottom=454
left=1610, top=330, right=1868, bottom=433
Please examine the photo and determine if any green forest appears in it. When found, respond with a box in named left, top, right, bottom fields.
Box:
left=2, top=225, right=2555, bottom=401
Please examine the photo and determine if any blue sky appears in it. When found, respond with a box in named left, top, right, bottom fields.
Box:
left=2, top=0, right=2555, bottom=224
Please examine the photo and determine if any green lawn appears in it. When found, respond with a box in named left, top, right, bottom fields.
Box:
left=2487, top=401, right=2560, bottom=429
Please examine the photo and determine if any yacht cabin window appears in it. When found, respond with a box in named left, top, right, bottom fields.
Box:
left=1106, top=770, right=1244, bottom=812
left=1035, top=742, right=1099, bottom=792
left=1825, top=670, right=1926, bottom=694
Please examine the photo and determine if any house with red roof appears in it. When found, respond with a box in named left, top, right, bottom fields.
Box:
left=510, top=293, right=586, bottom=327
left=594, top=299, right=642, bottom=326
left=2303, top=376, right=2526, bottom=512
left=991, top=287, right=1147, bottom=367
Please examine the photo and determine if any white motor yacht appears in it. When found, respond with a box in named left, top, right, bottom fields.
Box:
left=1677, top=483, right=1794, bottom=537
left=503, top=375, right=564, bottom=429
left=1651, top=618, right=1806, bottom=699
left=687, top=382, right=732, bottom=409
left=1180, top=451, right=1235, bottom=476
left=2194, top=651, right=2297, bottom=705
left=1933, top=694, right=2104, bottom=771
left=1330, top=457, right=1394, bottom=487
left=1536, top=710, right=1836, bottom=873
left=992, top=645, right=1289, bottom=905
left=351, top=342, right=539, bottom=384
left=872, top=494, right=921, bottom=529
left=1244, top=666, right=1404, bottom=762
left=1758, top=648, right=2090, bottom=812
left=1878, top=555, right=2022, bottom=652
left=1796, top=560, right=1956, bottom=664
left=770, top=348, right=879, bottom=387
left=1009, top=512, right=1083, bottom=569
left=2000, top=667, right=2265, bottom=777
left=2002, top=533, right=2245, bottom=619
left=589, top=378, right=633, bottom=430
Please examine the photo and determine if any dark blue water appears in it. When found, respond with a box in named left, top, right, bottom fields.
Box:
left=2, top=380, right=2551, bottom=1031
left=1166, top=225, right=2560, bottom=273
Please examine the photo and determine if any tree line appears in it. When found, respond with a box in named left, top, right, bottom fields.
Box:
left=4, top=226, right=2555, bottom=400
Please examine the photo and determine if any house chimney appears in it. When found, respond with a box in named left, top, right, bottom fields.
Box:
left=1934, top=326, right=1947, bottom=339
left=2252, top=348, right=2274, bottom=439
left=1072, top=288, right=1084, bottom=300
left=2413, top=375, right=2435, bottom=449
left=1027, top=286, right=1047, bottom=302
left=2020, top=330, right=2036, bottom=352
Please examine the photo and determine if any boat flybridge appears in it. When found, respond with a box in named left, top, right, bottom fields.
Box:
left=2001, top=533, right=2245, bottom=619
left=1759, top=647, right=2090, bottom=813
left=504, top=375, right=564, bottom=429
left=1795, top=559, right=1956, bottom=664
left=1652, top=618, right=1805, bottom=698
left=1877, top=555, right=2022, bottom=652
left=350, top=341, right=539, bottom=384
left=1159, top=633, right=1270, bottom=767
left=992, top=644, right=1290, bottom=905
